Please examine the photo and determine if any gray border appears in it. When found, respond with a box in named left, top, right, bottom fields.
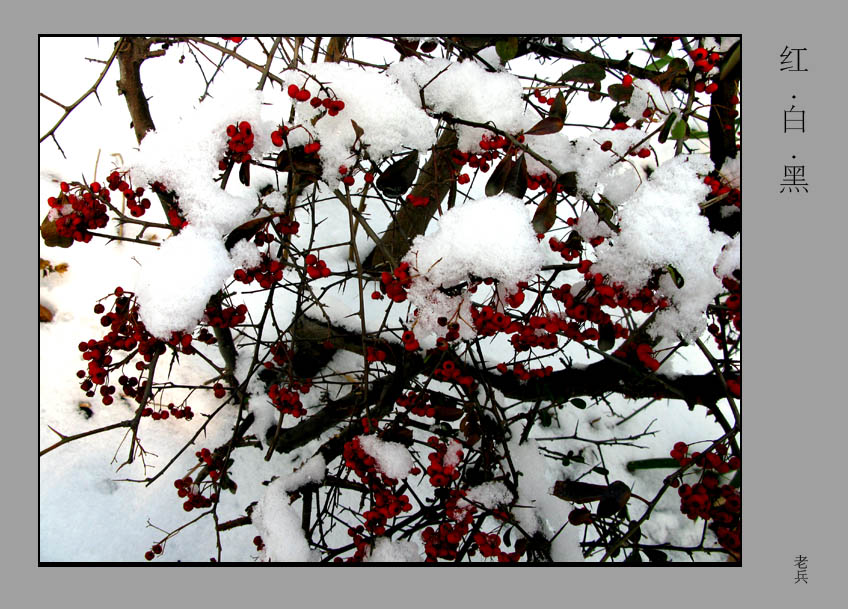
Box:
left=23, top=0, right=844, bottom=606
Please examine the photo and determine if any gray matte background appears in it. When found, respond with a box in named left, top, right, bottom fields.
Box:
left=19, top=0, right=845, bottom=606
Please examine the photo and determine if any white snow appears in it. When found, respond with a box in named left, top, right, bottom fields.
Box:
left=358, top=435, right=414, bottom=481
left=592, top=154, right=731, bottom=343
left=134, top=225, right=236, bottom=338
left=403, top=194, right=545, bottom=338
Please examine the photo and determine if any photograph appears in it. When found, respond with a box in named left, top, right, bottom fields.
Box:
left=38, top=35, right=744, bottom=564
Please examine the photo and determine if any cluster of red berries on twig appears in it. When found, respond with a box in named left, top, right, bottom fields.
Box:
left=495, top=361, right=553, bottom=381
left=304, top=253, right=331, bottom=279
left=405, top=194, right=430, bottom=207
left=204, top=303, right=248, bottom=329
left=375, top=262, right=412, bottom=303
left=401, top=329, right=420, bottom=351
left=140, top=402, right=193, bottom=421
left=77, top=288, right=165, bottom=405
left=219, top=121, right=254, bottom=169
left=287, top=84, right=346, bottom=116
left=233, top=253, right=284, bottom=288
left=532, top=88, right=557, bottom=106
left=670, top=441, right=741, bottom=553
left=173, top=475, right=217, bottom=512
left=144, top=543, right=164, bottom=561
left=47, top=180, right=110, bottom=243
left=338, top=435, right=414, bottom=561
left=267, top=380, right=310, bottom=418
left=366, top=346, right=387, bottom=364
left=432, top=360, right=475, bottom=388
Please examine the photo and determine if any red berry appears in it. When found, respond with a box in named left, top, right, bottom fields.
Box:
left=622, top=74, right=633, bottom=87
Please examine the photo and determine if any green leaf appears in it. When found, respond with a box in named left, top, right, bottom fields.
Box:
left=730, top=469, right=741, bottom=488
left=667, top=264, right=685, bottom=288
left=650, top=37, right=673, bottom=58
left=525, top=116, right=564, bottom=136
left=607, top=83, right=633, bottom=103
left=40, top=216, right=74, bottom=248
left=593, top=466, right=609, bottom=476
left=644, top=54, right=675, bottom=72
left=570, top=397, right=587, bottom=409
left=669, top=118, right=690, bottom=141
left=556, top=171, right=578, bottom=197
left=657, top=113, right=677, bottom=144
left=376, top=150, right=419, bottom=197
left=503, top=153, right=528, bottom=199
left=609, top=105, right=629, bottom=125
left=719, top=40, right=741, bottom=81
left=626, top=458, right=680, bottom=472
left=495, top=37, right=519, bottom=63
left=225, top=213, right=286, bottom=251
left=561, top=62, right=606, bottom=84
left=549, top=91, right=568, bottom=120
left=644, top=548, right=669, bottom=564
left=539, top=408, right=552, bottom=427
left=532, top=189, right=558, bottom=234
left=485, top=155, right=514, bottom=197
left=598, top=323, right=616, bottom=352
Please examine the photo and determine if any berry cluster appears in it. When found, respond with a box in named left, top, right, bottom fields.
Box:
left=105, top=171, right=156, bottom=218
left=144, top=543, right=164, bottom=561
left=195, top=447, right=229, bottom=483
left=287, top=84, right=346, bottom=116
left=270, top=125, right=289, bottom=147
left=173, top=475, right=217, bottom=512
left=366, top=346, right=387, bottom=364
left=233, top=253, right=285, bottom=288
left=613, top=341, right=662, bottom=372
left=422, top=489, right=475, bottom=561
left=432, top=360, right=475, bottom=388
left=548, top=235, right=582, bottom=261
left=471, top=531, right=523, bottom=562
left=47, top=181, right=110, bottom=243
left=267, top=381, right=310, bottom=418
left=532, top=88, right=557, bottom=106
left=339, top=435, right=414, bottom=561
left=400, top=329, right=420, bottom=351
left=204, top=303, right=248, bottom=329
left=140, top=402, right=193, bottom=421
left=689, top=47, right=722, bottom=74
left=405, top=194, right=430, bottom=207
left=376, top=262, right=412, bottom=303
left=433, top=316, right=462, bottom=345
left=671, top=442, right=741, bottom=553
left=338, top=165, right=357, bottom=186
left=495, top=361, right=553, bottom=381
left=425, top=436, right=463, bottom=488
left=470, top=305, right=520, bottom=337
left=77, top=288, right=166, bottom=405
left=396, top=390, right=433, bottom=418
left=219, top=121, right=254, bottom=169
left=304, top=253, right=331, bottom=279
left=526, top=172, right=560, bottom=193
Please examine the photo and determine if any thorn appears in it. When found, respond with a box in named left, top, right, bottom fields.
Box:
left=47, top=425, right=67, bottom=439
